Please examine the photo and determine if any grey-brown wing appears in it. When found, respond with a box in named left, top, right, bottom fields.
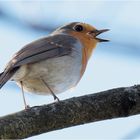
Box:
left=9, top=34, right=77, bottom=68
left=0, top=34, right=77, bottom=89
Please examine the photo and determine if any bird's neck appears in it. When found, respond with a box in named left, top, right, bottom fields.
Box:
left=80, top=37, right=97, bottom=60
left=79, top=37, right=97, bottom=78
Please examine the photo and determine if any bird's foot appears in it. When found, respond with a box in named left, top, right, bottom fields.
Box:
left=25, top=105, right=30, bottom=110
left=54, top=95, right=60, bottom=102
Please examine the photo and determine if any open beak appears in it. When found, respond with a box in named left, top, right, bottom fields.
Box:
left=89, top=29, right=109, bottom=42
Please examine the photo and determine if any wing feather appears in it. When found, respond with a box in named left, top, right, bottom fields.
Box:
left=0, top=34, right=77, bottom=89
left=8, top=34, right=77, bottom=69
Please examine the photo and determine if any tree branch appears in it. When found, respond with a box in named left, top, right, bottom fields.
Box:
left=0, top=85, right=140, bottom=139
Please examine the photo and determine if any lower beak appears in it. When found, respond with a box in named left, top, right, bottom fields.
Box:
left=90, top=29, right=109, bottom=42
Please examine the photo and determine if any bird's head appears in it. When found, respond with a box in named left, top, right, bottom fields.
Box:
left=54, top=22, right=109, bottom=42
left=53, top=22, right=109, bottom=59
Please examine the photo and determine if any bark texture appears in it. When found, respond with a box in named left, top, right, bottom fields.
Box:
left=0, top=85, right=140, bottom=139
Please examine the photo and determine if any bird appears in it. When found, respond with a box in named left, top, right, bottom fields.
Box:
left=0, top=22, right=109, bottom=109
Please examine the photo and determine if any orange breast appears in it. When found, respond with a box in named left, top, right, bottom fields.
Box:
left=81, top=46, right=88, bottom=78
left=69, top=31, right=97, bottom=82
left=80, top=37, right=97, bottom=79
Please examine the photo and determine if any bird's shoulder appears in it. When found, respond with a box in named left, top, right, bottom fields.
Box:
left=19, top=33, right=78, bottom=53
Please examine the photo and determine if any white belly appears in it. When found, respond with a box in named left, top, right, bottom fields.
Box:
left=12, top=53, right=82, bottom=95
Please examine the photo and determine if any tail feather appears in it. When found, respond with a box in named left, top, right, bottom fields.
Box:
left=0, top=68, right=18, bottom=89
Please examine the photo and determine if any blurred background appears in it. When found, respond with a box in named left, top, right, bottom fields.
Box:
left=0, top=0, right=140, bottom=139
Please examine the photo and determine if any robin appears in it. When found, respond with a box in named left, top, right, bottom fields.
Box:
left=0, top=22, right=109, bottom=109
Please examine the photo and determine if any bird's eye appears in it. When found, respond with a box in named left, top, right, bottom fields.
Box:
left=74, top=25, right=83, bottom=32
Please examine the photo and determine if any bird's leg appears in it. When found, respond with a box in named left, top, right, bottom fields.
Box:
left=20, top=81, right=30, bottom=110
left=41, top=79, right=60, bottom=102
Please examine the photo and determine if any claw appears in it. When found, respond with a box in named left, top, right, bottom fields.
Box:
left=54, top=95, right=60, bottom=102
left=25, top=105, right=30, bottom=110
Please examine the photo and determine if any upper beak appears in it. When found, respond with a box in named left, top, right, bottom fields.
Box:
left=89, top=29, right=110, bottom=42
